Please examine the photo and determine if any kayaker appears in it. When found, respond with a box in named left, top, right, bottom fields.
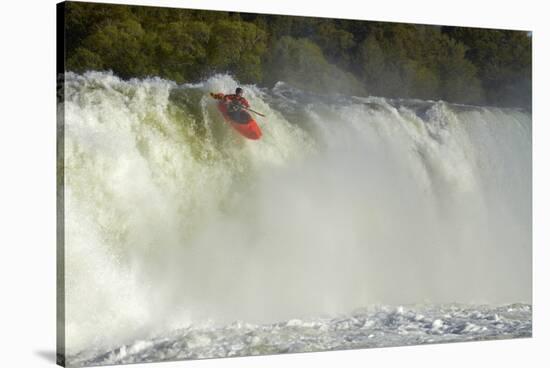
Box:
left=210, top=87, right=251, bottom=123
left=209, top=88, right=265, bottom=137
left=223, top=87, right=250, bottom=113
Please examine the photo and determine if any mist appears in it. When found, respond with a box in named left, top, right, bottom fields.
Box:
left=62, top=72, right=531, bottom=355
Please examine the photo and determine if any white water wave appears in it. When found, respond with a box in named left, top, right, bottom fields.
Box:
left=70, top=303, right=531, bottom=366
left=61, top=71, right=532, bottom=362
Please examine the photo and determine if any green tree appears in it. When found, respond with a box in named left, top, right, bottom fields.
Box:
left=264, top=36, right=364, bottom=95
left=62, top=3, right=531, bottom=107
left=355, top=35, right=386, bottom=94
left=435, top=35, right=484, bottom=104
left=66, top=47, right=104, bottom=73
left=153, top=21, right=210, bottom=82
left=65, top=2, right=138, bottom=55
left=313, top=21, right=355, bottom=68
left=442, top=27, right=531, bottom=106
left=80, top=19, right=151, bottom=78
left=207, top=20, right=267, bottom=83
left=355, top=33, right=439, bottom=99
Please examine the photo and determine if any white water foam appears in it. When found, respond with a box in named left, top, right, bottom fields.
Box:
left=61, top=71, right=531, bottom=357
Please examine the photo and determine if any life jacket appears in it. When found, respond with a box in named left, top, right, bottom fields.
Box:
left=223, top=94, right=250, bottom=109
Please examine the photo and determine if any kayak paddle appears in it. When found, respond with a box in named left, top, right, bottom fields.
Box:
left=209, top=92, right=266, bottom=117
left=243, top=107, right=266, bottom=118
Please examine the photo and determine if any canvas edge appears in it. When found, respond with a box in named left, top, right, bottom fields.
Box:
left=56, top=1, right=67, bottom=367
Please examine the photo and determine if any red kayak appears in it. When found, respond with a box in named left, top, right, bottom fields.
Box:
left=210, top=93, right=262, bottom=140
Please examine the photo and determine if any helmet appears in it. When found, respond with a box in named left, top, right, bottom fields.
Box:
left=235, top=87, right=243, bottom=96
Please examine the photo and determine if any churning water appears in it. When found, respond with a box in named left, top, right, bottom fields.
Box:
left=60, top=71, right=531, bottom=365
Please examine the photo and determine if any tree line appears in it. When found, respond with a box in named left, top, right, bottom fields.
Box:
left=64, top=2, right=531, bottom=108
